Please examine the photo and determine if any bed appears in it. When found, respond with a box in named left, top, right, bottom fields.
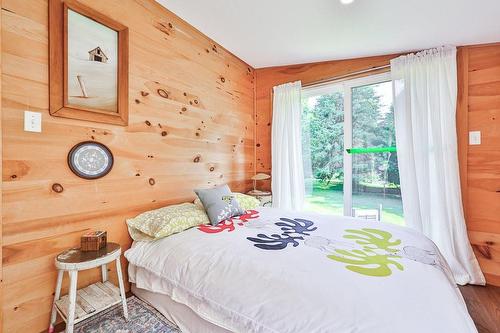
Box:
left=125, top=207, right=477, bottom=333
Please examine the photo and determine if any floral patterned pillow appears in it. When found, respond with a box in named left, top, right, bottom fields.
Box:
left=126, top=203, right=209, bottom=241
left=194, top=193, right=260, bottom=211
left=194, top=185, right=245, bottom=226
left=233, top=193, right=260, bottom=210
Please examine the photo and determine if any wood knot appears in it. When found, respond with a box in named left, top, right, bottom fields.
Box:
left=135, top=99, right=141, bottom=104
left=11, top=174, right=17, bottom=179
left=52, top=183, right=64, bottom=193
left=181, top=107, right=187, bottom=112
left=473, top=244, right=492, bottom=260
left=135, top=173, right=140, bottom=177
left=168, top=22, right=173, bottom=28
left=148, top=178, right=155, bottom=186
left=220, top=77, right=226, bottom=83
left=157, top=89, right=169, bottom=99
left=209, top=166, right=215, bottom=172
left=194, top=100, right=199, bottom=104
left=161, top=131, right=168, bottom=136
left=145, top=120, right=151, bottom=126
left=256, top=143, right=261, bottom=147
left=141, top=91, right=149, bottom=97
left=193, top=155, right=201, bottom=163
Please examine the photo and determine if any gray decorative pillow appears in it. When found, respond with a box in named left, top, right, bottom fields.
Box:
left=194, top=185, right=245, bottom=226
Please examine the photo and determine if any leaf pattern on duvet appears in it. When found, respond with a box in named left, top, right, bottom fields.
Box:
left=247, top=218, right=318, bottom=250
left=198, top=210, right=260, bottom=233
left=247, top=233, right=303, bottom=250
left=275, top=218, right=317, bottom=236
left=328, top=249, right=404, bottom=277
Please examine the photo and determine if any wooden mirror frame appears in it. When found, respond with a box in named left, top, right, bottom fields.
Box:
left=49, top=0, right=129, bottom=125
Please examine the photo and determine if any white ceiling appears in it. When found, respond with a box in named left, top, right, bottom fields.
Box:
left=156, top=0, right=500, bottom=68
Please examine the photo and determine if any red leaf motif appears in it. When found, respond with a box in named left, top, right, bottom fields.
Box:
left=198, top=210, right=260, bottom=234
left=236, top=210, right=260, bottom=222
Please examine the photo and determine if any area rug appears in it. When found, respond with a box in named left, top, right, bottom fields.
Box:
left=74, top=296, right=181, bottom=333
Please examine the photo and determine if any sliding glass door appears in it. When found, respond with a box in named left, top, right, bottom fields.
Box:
left=302, top=84, right=345, bottom=215
left=302, top=73, right=403, bottom=225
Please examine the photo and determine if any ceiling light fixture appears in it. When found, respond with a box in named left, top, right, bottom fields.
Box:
left=340, top=0, right=355, bottom=4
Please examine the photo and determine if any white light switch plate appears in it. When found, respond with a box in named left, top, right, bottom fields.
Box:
left=24, top=111, right=42, bottom=132
left=469, top=131, right=481, bottom=145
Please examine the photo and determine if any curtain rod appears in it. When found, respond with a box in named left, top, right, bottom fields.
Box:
left=302, top=64, right=391, bottom=88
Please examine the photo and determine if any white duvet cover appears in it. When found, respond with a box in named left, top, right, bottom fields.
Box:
left=125, top=207, right=477, bottom=333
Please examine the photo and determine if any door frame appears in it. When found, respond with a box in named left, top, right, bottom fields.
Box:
left=342, top=72, right=393, bottom=216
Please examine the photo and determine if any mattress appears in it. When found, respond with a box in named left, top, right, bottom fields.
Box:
left=130, top=264, right=231, bottom=333
left=125, top=207, right=477, bottom=333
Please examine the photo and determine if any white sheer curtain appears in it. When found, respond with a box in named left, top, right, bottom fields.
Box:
left=271, top=81, right=305, bottom=210
left=391, top=46, right=485, bottom=285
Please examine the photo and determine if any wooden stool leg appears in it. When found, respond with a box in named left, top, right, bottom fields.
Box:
left=115, top=258, right=129, bottom=320
left=101, top=264, right=108, bottom=282
left=48, top=270, right=64, bottom=333
left=66, top=270, right=78, bottom=333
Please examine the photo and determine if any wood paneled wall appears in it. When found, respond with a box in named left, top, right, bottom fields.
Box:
left=457, top=43, right=500, bottom=287
left=0, top=0, right=498, bottom=329
left=0, top=0, right=255, bottom=331
left=254, top=54, right=400, bottom=190
left=0, top=0, right=3, bottom=329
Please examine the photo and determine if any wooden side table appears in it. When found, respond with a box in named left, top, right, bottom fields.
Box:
left=246, top=190, right=272, bottom=207
left=48, top=243, right=128, bottom=333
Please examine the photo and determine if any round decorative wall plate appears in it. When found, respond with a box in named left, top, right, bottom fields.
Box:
left=67, top=141, right=113, bottom=179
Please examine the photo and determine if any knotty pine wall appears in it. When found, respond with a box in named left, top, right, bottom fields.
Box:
left=1, top=0, right=255, bottom=332
left=457, top=43, right=500, bottom=287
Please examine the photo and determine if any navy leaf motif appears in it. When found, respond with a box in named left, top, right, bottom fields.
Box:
left=276, top=218, right=317, bottom=236
left=246, top=233, right=303, bottom=250
left=246, top=218, right=317, bottom=250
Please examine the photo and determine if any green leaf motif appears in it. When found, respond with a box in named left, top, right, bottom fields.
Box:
left=328, top=249, right=403, bottom=277
left=326, top=228, right=404, bottom=277
left=343, top=228, right=401, bottom=253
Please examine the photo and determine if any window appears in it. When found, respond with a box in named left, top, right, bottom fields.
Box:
left=302, top=73, right=403, bottom=225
